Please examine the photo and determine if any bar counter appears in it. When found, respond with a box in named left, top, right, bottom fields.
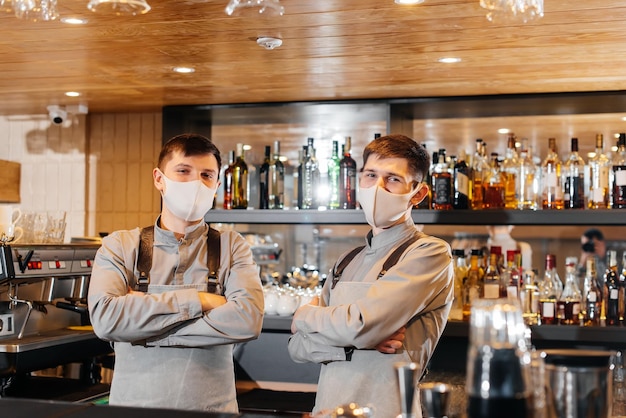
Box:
left=0, top=398, right=292, bottom=418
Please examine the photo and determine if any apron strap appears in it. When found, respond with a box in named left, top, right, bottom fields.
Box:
left=135, top=224, right=222, bottom=294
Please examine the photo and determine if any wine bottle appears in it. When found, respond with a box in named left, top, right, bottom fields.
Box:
left=232, top=143, right=249, bottom=209
left=222, top=150, right=235, bottom=210
left=259, top=145, right=271, bottom=209
left=612, top=133, right=626, bottom=209
left=268, top=140, right=285, bottom=209
left=339, top=136, right=357, bottom=209
left=605, top=250, right=620, bottom=326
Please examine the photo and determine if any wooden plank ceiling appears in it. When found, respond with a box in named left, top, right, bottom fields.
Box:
left=0, top=0, right=625, bottom=115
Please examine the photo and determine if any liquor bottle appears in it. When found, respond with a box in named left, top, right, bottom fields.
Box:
left=612, top=133, right=626, bottom=209
left=605, top=250, right=620, bottom=326
left=259, top=145, right=271, bottom=209
left=462, top=249, right=483, bottom=321
left=432, top=149, right=453, bottom=210
left=232, top=143, right=248, bottom=209
left=619, top=251, right=626, bottom=323
left=339, top=136, right=357, bottom=209
left=520, top=269, right=539, bottom=325
left=483, top=252, right=501, bottom=299
left=471, top=139, right=489, bottom=210
left=539, top=254, right=559, bottom=325
left=328, top=140, right=340, bottom=209
left=301, top=138, right=319, bottom=209
left=557, top=257, right=582, bottom=325
left=451, top=249, right=468, bottom=319
left=296, top=146, right=306, bottom=209
left=501, top=250, right=521, bottom=300
left=517, top=138, right=538, bottom=210
left=482, top=153, right=505, bottom=209
left=541, top=137, right=564, bottom=210
left=453, top=149, right=471, bottom=209
left=563, top=137, right=586, bottom=209
left=588, top=133, right=611, bottom=209
left=268, top=140, right=285, bottom=209
left=222, top=150, right=235, bottom=210
left=501, top=133, right=519, bottom=209
left=583, top=257, right=602, bottom=326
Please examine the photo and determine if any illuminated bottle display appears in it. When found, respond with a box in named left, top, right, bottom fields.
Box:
left=588, top=133, right=611, bottom=209
left=563, top=137, right=585, bottom=209
left=268, top=140, right=285, bottom=209
left=232, top=143, right=249, bottom=209
left=541, top=137, right=564, bottom=210
left=339, top=137, right=357, bottom=209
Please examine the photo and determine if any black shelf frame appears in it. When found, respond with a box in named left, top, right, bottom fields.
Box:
left=206, top=209, right=626, bottom=226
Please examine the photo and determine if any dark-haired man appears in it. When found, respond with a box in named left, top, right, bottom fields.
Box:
left=89, top=134, right=264, bottom=412
left=288, top=134, right=454, bottom=418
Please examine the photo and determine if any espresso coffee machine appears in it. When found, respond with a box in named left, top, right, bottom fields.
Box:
left=0, top=243, right=112, bottom=399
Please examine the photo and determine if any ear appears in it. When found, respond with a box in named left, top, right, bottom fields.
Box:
left=410, top=183, right=429, bottom=206
left=153, top=168, right=165, bottom=192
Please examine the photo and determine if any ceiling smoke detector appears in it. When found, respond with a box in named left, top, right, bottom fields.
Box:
left=257, top=37, right=282, bottom=50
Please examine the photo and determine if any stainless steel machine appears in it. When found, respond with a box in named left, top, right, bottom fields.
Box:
left=0, top=243, right=112, bottom=398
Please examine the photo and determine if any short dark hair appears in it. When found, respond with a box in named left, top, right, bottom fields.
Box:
left=362, top=134, right=430, bottom=183
left=583, top=228, right=604, bottom=241
left=158, top=134, right=222, bottom=174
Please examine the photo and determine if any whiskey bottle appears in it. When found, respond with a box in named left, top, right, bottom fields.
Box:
left=453, top=150, right=471, bottom=209
left=339, top=137, right=357, bottom=209
left=563, top=137, right=585, bottom=209
left=268, top=140, right=285, bottom=209
left=605, top=250, right=620, bottom=326
left=482, top=153, right=505, bottom=209
left=501, top=133, right=519, bottom=209
left=583, top=258, right=602, bottom=326
left=431, top=149, right=453, bottom=210
left=232, top=143, right=249, bottom=209
left=588, top=133, right=611, bottom=209
left=541, top=137, right=564, bottom=210
left=471, top=139, right=489, bottom=210
left=462, top=249, right=483, bottom=321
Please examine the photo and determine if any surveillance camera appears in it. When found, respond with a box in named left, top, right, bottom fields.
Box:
left=47, top=105, right=68, bottom=125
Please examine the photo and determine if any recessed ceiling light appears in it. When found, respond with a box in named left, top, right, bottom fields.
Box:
left=621, top=116, right=626, bottom=121
left=394, top=0, right=424, bottom=4
left=172, top=66, right=195, bottom=74
left=60, top=17, right=88, bottom=24
left=65, top=91, right=81, bottom=97
left=438, top=57, right=462, bottom=63
left=498, top=128, right=510, bottom=134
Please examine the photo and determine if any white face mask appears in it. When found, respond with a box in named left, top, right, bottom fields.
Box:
left=157, top=169, right=217, bottom=222
left=357, top=184, right=420, bottom=229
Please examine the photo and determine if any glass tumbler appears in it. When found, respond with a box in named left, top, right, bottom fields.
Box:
left=465, top=298, right=533, bottom=418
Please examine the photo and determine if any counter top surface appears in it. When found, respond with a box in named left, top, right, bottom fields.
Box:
left=0, top=398, right=293, bottom=418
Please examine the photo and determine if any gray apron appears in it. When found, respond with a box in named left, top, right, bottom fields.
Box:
left=108, top=283, right=238, bottom=413
left=313, top=281, right=423, bottom=418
